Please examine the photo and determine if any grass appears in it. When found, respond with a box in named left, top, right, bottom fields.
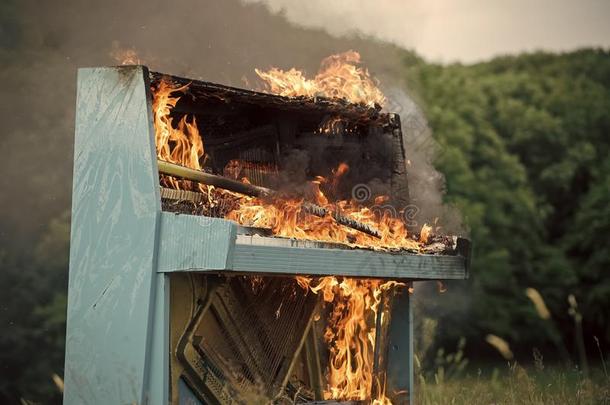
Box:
left=414, top=340, right=610, bottom=405
left=417, top=364, right=609, bottom=404
left=22, top=357, right=610, bottom=404
left=413, top=288, right=609, bottom=404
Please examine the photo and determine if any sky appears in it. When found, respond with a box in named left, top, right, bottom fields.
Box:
left=244, top=0, right=610, bottom=63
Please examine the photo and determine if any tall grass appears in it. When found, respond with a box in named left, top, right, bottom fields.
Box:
left=416, top=287, right=610, bottom=404
left=417, top=361, right=609, bottom=405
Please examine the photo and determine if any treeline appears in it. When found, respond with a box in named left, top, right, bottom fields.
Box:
left=407, top=49, right=610, bottom=360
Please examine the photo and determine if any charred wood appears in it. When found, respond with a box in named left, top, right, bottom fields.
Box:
left=158, top=160, right=383, bottom=239
left=203, top=124, right=277, bottom=148
left=301, top=202, right=382, bottom=239
left=158, top=160, right=274, bottom=198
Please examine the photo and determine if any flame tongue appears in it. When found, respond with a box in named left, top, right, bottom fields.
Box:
left=298, top=276, right=403, bottom=403
left=256, top=50, right=386, bottom=107
left=153, top=79, right=209, bottom=195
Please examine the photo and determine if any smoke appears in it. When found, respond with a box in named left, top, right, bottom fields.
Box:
left=0, top=0, right=462, bottom=249
left=382, top=87, right=465, bottom=234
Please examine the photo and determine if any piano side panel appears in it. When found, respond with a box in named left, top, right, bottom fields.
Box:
left=64, top=66, right=160, bottom=404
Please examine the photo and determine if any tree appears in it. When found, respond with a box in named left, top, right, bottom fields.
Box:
left=406, top=50, right=610, bottom=360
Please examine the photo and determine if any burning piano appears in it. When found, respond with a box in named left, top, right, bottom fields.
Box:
left=64, top=60, right=469, bottom=405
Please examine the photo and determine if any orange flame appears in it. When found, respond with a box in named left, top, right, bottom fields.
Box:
left=226, top=192, right=422, bottom=251
left=256, top=50, right=386, bottom=107
left=297, top=276, right=404, bottom=402
left=152, top=79, right=209, bottom=195
left=419, top=223, right=432, bottom=244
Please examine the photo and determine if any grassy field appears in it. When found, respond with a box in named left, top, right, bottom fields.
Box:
left=416, top=363, right=609, bottom=405
left=20, top=361, right=609, bottom=404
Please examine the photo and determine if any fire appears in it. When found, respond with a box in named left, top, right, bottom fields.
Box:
left=296, top=276, right=404, bottom=403
left=226, top=161, right=423, bottom=250
left=151, top=53, right=428, bottom=403
left=226, top=192, right=422, bottom=251
left=419, top=223, right=432, bottom=244
left=255, top=50, right=386, bottom=108
left=152, top=80, right=208, bottom=194
left=152, top=77, right=426, bottom=252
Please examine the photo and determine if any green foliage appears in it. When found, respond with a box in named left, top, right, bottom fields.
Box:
left=407, top=49, right=610, bottom=358
left=417, top=330, right=609, bottom=404
left=417, top=363, right=609, bottom=405
left=565, top=158, right=610, bottom=340
left=0, top=212, right=69, bottom=403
